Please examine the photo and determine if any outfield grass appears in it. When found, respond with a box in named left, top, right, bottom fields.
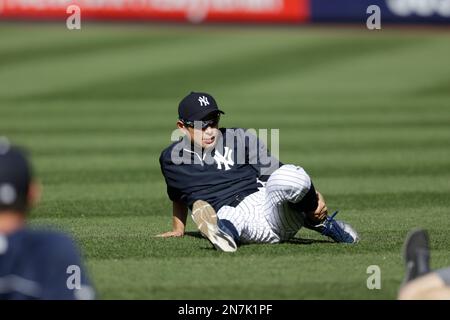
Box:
left=1, top=23, right=449, bottom=299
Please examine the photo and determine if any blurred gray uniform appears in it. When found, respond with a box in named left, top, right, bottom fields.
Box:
left=436, top=268, right=450, bottom=285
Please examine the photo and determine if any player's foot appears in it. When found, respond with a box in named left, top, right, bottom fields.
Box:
left=192, top=200, right=238, bottom=253
left=402, top=228, right=430, bottom=284
left=306, top=211, right=359, bottom=244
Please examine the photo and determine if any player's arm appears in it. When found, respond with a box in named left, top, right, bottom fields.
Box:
left=156, top=200, right=188, bottom=237
left=159, top=149, right=189, bottom=237
left=289, top=179, right=328, bottom=223
left=311, top=191, right=328, bottom=222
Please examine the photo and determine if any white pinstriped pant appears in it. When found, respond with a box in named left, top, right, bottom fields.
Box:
left=217, top=164, right=311, bottom=244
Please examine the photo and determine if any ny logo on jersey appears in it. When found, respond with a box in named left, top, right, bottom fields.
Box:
left=214, top=147, right=234, bottom=171
left=198, top=96, right=210, bottom=107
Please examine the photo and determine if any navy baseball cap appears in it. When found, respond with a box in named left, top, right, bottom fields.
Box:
left=0, top=139, right=33, bottom=213
left=178, top=92, right=225, bottom=121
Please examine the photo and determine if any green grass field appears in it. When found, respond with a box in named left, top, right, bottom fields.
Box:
left=1, top=23, right=449, bottom=299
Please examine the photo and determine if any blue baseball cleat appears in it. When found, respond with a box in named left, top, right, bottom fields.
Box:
left=315, top=211, right=360, bottom=244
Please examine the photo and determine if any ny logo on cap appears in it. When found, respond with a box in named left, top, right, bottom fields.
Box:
left=198, top=96, right=210, bottom=107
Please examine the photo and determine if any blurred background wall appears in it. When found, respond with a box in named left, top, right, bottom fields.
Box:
left=0, top=0, right=449, bottom=24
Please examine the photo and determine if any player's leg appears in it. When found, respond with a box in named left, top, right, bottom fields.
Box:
left=191, top=200, right=238, bottom=252
left=265, top=164, right=313, bottom=209
left=191, top=191, right=280, bottom=251
left=218, top=190, right=280, bottom=244
left=263, top=164, right=312, bottom=241
left=264, top=164, right=359, bottom=243
left=264, top=201, right=304, bottom=241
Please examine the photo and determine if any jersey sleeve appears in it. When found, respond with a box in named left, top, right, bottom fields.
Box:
left=166, top=185, right=182, bottom=202
left=160, top=148, right=183, bottom=202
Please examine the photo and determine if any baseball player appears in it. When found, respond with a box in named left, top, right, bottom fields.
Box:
left=158, top=92, right=359, bottom=252
left=0, top=140, right=95, bottom=300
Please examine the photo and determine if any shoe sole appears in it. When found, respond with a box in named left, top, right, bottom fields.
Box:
left=192, top=200, right=237, bottom=253
left=402, top=228, right=429, bottom=285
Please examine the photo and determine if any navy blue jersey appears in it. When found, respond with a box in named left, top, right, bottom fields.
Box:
left=0, top=228, right=95, bottom=300
left=160, top=128, right=282, bottom=211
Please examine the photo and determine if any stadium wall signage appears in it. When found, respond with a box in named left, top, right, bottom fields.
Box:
left=311, top=0, right=450, bottom=23
left=0, top=0, right=309, bottom=23
left=0, top=0, right=449, bottom=23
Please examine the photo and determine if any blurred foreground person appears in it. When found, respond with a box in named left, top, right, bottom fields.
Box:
left=399, top=228, right=450, bottom=300
left=0, top=140, right=95, bottom=300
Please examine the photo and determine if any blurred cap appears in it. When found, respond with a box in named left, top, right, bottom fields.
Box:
left=178, top=92, right=225, bottom=121
left=0, top=138, right=33, bottom=213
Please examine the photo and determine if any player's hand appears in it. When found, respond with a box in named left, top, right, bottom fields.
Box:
left=155, top=230, right=184, bottom=238
left=307, top=192, right=328, bottom=223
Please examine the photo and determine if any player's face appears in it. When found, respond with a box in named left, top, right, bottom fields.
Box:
left=189, top=125, right=219, bottom=149
left=177, top=116, right=220, bottom=149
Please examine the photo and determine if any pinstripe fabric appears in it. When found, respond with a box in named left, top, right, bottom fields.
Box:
left=217, top=165, right=311, bottom=243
